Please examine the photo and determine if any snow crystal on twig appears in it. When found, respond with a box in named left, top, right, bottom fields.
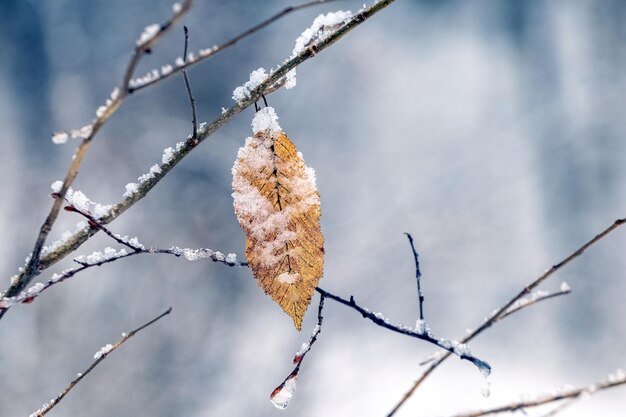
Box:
left=42, top=221, right=90, bottom=257
left=75, top=247, right=128, bottom=265
left=124, top=164, right=164, bottom=198
left=283, top=10, right=353, bottom=89
left=52, top=132, right=69, bottom=144
left=51, top=181, right=112, bottom=218
left=199, top=46, right=218, bottom=57
left=123, top=183, right=139, bottom=198
left=137, top=23, right=160, bottom=47
left=560, top=281, right=571, bottom=292
left=94, top=343, right=114, bottom=360
left=96, top=88, right=120, bottom=118
left=162, top=141, right=184, bottom=164
left=232, top=68, right=269, bottom=103
left=114, top=235, right=145, bottom=250
left=26, top=282, right=45, bottom=297
left=138, top=164, right=162, bottom=183
left=225, top=253, right=238, bottom=265
left=172, top=2, right=182, bottom=13
left=415, top=319, right=429, bottom=335
left=51, top=124, right=93, bottom=145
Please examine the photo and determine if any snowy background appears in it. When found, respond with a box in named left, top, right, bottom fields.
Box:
left=1, top=0, right=625, bottom=416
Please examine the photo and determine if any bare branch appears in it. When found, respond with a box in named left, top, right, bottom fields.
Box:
left=315, top=287, right=491, bottom=375
left=386, top=218, right=626, bottom=416
left=404, top=232, right=424, bottom=320
left=448, top=370, right=626, bottom=417
left=499, top=285, right=571, bottom=321
left=0, top=209, right=244, bottom=314
left=29, top=307, right=172, bottom=417
left=182, top=26, right=198, bottom=140
left=270, top=295, right=326, bottom=408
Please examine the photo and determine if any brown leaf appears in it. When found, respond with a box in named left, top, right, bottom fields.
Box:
left=232, top=108, right=324, bottom=330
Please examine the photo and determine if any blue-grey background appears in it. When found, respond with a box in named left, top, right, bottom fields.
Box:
left=0, top=1, right=625, bottom=416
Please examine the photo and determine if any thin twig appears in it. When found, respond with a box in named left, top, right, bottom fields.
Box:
left=4, top=0, right=194, bottom=301
left=315, top=287, right=490, bottom=374
left=0, top=209, right=245, bottom=313
left=29, top=307, right=172, bottom=417
left=386, top=218, right=626, bottom=417
left=271, top=295, right=326, bottom=402
left=404, top=233, right=424, bottom=320
left=538, top=399, right=577, bottom=417
left=418, top=286, right=572, bottom=367
left=182, top=26, right=198, bottom=140
left=448, top=372, right=626, bottom=417
left=498, top=287, right=571, bottom=321
left=0, top=0, right=397, bottom=320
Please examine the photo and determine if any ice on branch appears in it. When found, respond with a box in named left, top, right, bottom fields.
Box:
left=75, top=247, right=128, bottom=265
left=560, top=281, right=571, bottom=292
left=294, top=324, right=321, bottom=363
left=283, top=10, right=353, bottom=89
left=137, top=23, right=160, bottom=47
left=94, top=343, right=114, bottom=360
left=172, top=2, right=182, bottom=13
left=232, top=68, right=269, bottom=103
left=51, top=180, right=113, bottom=218
left=270, top=375, right=298, bottom=409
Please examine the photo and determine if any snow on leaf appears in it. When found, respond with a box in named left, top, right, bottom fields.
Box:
left=232, top=107, right=324, bottom=330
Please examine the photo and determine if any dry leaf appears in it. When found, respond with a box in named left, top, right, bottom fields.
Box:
left=232, top=107, right=324, bottom=330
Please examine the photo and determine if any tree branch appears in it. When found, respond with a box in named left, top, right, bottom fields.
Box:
left=0, top=206, right=244, bottom=313
left=128, top=0, right=344, bottom=93
left=315, top=287, right=491, bottom=375
left=448, top=370, right=626, bottom=417
left=29, top=307, right=172, bottom=417
left=181, top=26, right=198, bottom=140
left=5, top=0, right=194, bottom=300
left=386, top=218, right=626, bottom=416
left=404, top=232, right=424, bottom=320
left=1, top=0, right=397, bottom=319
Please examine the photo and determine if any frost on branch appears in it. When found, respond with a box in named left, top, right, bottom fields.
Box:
left=52, top=88, right=119, bottom=144
left=232, top=107, right=324, bottom=330
left=232, top=68, right=269, bottom=104
left=93, top=344, right=114, bottom=360
left=51, top=180, right=112, bottom=218
left=284, top=10, right=353, bottom=89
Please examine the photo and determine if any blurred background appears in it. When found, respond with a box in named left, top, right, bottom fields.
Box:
left=0, top=0, right=625, bottom=416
